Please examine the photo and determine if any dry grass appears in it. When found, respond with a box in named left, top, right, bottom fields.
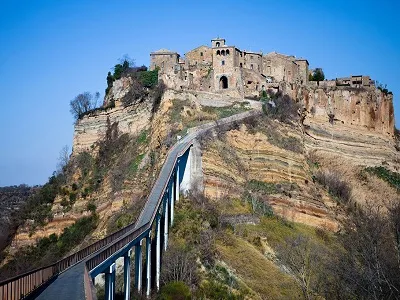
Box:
left=217, top=233, right=302, bottom=299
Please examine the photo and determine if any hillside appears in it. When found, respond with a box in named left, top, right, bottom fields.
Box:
left=1, top=64, right=399, bottom=298
left=0, top=185, right=37, bottom=253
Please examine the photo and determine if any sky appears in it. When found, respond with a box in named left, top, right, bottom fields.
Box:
left=0, top=0, right=399, bottom=186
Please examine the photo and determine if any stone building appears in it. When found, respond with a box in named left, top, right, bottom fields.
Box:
left=149, top=38, right=373, bottom=98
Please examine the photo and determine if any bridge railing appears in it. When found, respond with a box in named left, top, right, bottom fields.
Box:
left=0, top=208, right=141, bottom=299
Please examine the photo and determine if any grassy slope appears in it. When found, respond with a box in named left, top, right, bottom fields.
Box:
left=216, top=233, right=302, bottom=299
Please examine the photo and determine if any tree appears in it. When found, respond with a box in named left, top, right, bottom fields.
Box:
left=311, top=68, right=325, bottom=81
left=56, top=145, right=70, bottom=176
left=69, top=92, right=100, bottom=120
left=278, top=235, right=325, bottom=300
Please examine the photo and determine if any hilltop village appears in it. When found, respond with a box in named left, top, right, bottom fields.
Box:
left=150, top=37, right=375, bottom=98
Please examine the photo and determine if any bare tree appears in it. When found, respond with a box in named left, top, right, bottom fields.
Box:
left=160, top=244, right=198, bottom=286
left=69, top=92, right=100, bottom=120
left=56, top=145, right=70, bottom=175
left=277, top=234, right=324, bottom=300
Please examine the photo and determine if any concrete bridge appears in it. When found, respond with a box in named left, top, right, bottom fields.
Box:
left=0, top=109, right=261, bottom=300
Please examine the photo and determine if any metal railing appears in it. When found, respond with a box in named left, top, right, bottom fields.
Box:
left=0, top=210, right=142, bottom=299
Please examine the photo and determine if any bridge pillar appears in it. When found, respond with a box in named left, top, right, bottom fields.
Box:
left=146, top=231, right=152, bottom=297
left=164, top=196, right=169, bottom=251
left=170, top=181, right=175, bottom=226
left=135, top=240, right=143, bottom=293
left=155, top=213, right=161, bottom=291
left=175, top=164, right=180, bottom=202
left=124, top=249, right=132, bottom=300
left=180, top=147, right=192, bottom=195
left=104, top=262, right=116, bottom=300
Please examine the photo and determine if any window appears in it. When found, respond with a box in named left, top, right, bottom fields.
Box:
left=226, top=49, right=230, bottom=55
left=200, top=52, right=203, bottom=56
left=221, top=50, right=225, bottom=56
left=216, top=42, right=220, bottom=47
left=216, top=50, right=220, bottom=55
left=251, top=55, right=253, bottom=59
left=240, top=63, right=243, bottom=67
left=251, top=64, right=253, bottom=69
left=221, top=60, right=225, bottom=65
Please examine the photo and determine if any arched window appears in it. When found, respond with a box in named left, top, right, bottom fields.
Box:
left=219, top=76, right=228, bottom=89
left=240, top=63, right=243, bottom=68
left=221, top=50, right=225, bottom=56
left=216, top=50, right=220, bottom=55
left=226, top=49, right=230, bottom=55
left=216, top=42, right=220, bottom=47
left=251, top=64, right=253, bottom=70
left=200, top=52, right=203, bottom=57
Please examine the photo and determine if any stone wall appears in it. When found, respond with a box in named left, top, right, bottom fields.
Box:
left=185, top=45, right=212, bottom=67
left=150, top=50, right=179, bottom=74
left=244, top=51, right=263, bottom=73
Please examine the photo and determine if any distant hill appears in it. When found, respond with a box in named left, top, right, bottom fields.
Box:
left=0, top=185, right=37, bottom=253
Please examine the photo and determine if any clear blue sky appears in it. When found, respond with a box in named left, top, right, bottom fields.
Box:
left=0, top=0, right=399, bottom=186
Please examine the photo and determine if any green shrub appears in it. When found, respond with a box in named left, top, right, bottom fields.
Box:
left=246, top=180, right=277, bottom=194
left=198, top=279, right=241, bottom=300
left=69, top=192, right=77, bottom=204
left=86, top=201, right=96, bottom=213
left=138, top=69, right=158, bottom=88
left=365, top=166, right=400, bottom=191
left=159, top=281, right=191, bottom=300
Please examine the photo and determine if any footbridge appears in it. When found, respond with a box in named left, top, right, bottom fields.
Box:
left=0, top=109, right=261, bottom=300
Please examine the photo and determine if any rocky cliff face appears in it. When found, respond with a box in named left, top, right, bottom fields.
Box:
left=73, top=78, right=153, bottom=154
left=298, top=86, right=398, bottom=171
left=201, top=120, right=339, bottom=231
left=298, top=86, right=394, bottom=136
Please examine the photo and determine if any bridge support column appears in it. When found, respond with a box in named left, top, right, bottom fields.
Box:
left=146, top=232, right=152, bottom=297
left=180, top=147, right=192, bottom=195
left=164, top=197, right=169, bottom=251
left=156, top=213, right=161, bottom=291
left=170, top=181, right=175, bottom=226
left=104, top=262, right=116, bottom=300
left=175, top=165, right=180, bottom=202
left=135, top=240, right=143, bottom=293
left=124, top=249, right=132, bottom=300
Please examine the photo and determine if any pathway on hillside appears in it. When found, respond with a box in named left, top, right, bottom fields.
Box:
left=34, top=107, right=262, bottom=300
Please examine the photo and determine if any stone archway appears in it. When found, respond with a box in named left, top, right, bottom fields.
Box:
left=219, top=76, right=228, bottom=89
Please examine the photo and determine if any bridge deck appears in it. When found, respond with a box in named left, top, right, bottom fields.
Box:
left=35, top=263, right=85, bottom=299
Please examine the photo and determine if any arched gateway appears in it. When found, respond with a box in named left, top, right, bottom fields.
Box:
left=219, top=76, right=228, bottom=89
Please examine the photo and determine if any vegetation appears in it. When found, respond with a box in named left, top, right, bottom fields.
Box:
left=69, top=91, right=101, bottom=121
left=261, top=91, right=301, bottom=123
left=159, top=281, right=191, bottom=300
left=377, top=82, right=392, bottom=95
left=309, top=68, right=325, bottom=82
left=0, top=185, right=37, bottom=252
left=313, top=169, right=352, bottom=204
left=365, top=166, right=400, bottom=191
left=0, top=213, right=98, bottom=280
